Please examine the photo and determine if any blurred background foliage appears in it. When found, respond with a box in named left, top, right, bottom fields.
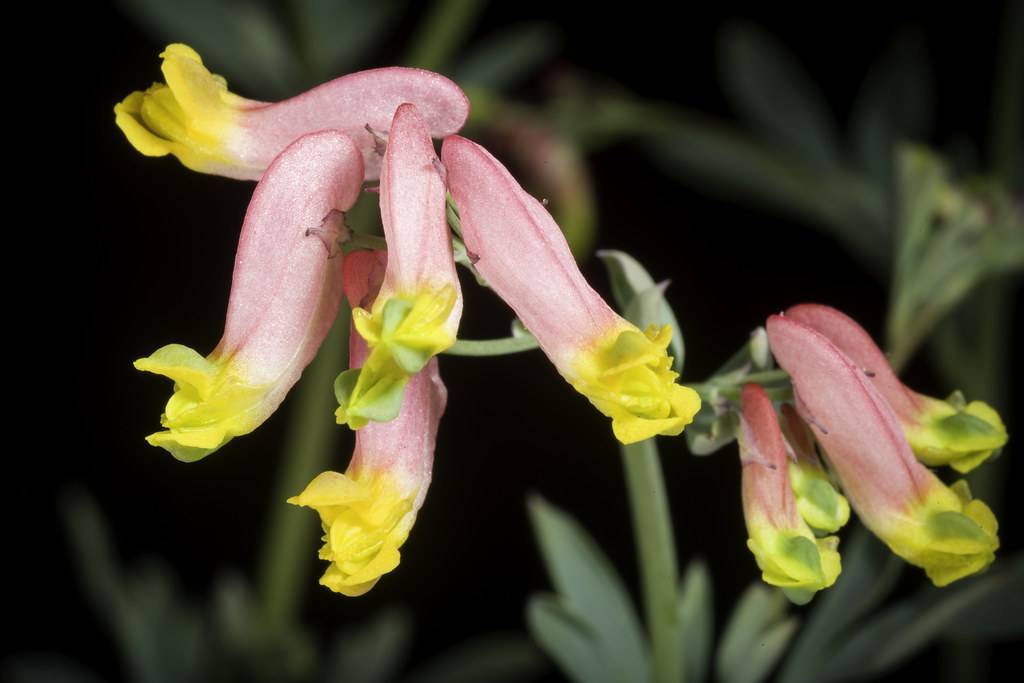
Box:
left=23, top=0, right=1022, bottom=681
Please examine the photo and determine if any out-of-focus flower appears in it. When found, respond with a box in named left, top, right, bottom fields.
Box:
left=768, top=314, right=999, bottom=587
left=785, top=304, right=1007, bottom=474
left=114, top=44, right=469, bottom=180
left=739, top=384, right=841, bottom=604
left=335, top=104, right=462, bottom=429
left=135, top=131, right=363, bottom=461
left=290, top=250, right=446, bottom=596
left=442, top=135, right=700, bottom=444
left=779, top=403, right=850, bottom=534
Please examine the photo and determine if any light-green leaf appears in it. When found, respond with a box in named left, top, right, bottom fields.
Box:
left=456, top=23, right=562, bottom=89
left=325, top=607, right=414, bottom=683
left=526, top=496, right=650, bottom=683
left=598, top=249, right=685, bottom=372
left=404, top=633, right=547, bottom=683
left=526, top=595, right=612, bottom=683
left=719, top=22, right=843, bottom=170
left=677, top=559, right=714, bottom=683
left=717, top=584, right=797, bottom=683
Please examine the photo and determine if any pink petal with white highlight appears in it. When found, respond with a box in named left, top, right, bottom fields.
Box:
left=442, top=135, right=620, bottom=367
left=740, top=384, right=802, bottom=529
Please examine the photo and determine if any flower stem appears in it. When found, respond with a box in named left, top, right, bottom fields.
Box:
left=256, top=307, right=349, bottom=628
left=404, top=0, right=485, bottom=71
left=621, top=438, right=682, bottom=683
left=445, top=334, right=539, bottom=356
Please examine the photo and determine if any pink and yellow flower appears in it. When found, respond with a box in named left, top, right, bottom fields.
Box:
left=739, top=384, right=841, bottom=604
left=442, top=135, right=700, bottom=444
left=335, top=104, right=462, bottom=429
left=767, top=314, right=999, bottom=586
left=785, top=304, right=1007, bottom=474
left=115, top=44, right=469, bottom=180
left=289, top=250, right=447, bottom=596
left=134, top=130, right=363, bottom=461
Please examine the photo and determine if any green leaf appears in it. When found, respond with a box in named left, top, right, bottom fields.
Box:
left=526, top=595, right=613, bottom=683
left=816, top=554, right=1024, bottom=682
left=717, top=584, right=795, bottom=683
left=325, top=607, right=414, bottom=683
left=779, top=526, right=902, bottom=683
left=677, top=559, right=714, bottom=683
left=719, top=23, right=843, bottom=170
left=849, top=32, right=932, bottom=187
left=598, top=249, right=685, bottom=372
left=456, top=23, right=562, bottom=89
left=2, top=655, right=104, bottom=683
left=526, top=496, right=650, bottom=682
left=405, top=633, right=547, bottom=683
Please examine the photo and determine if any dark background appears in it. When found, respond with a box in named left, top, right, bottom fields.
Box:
left=29, top=1, right=1022, bottom=680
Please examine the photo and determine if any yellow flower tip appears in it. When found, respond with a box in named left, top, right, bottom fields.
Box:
left=573, top=324, right=701, bottom=444
left=354, top=286, right=459, bottom=374
left=886, top=479, right=999, bottom=587
left=134, top=343, right=267, bottom=462
left=290, top=469, right=417, bottom=596
left=788, top=461, right=851, bottom=534
left=114, top=43, right=245, bottom=174
left=907, top=396, right=1008, bottom=474
left=746, top=527, right=841, bottom=605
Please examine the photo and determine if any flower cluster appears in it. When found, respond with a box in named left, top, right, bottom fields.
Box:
left=738, top=304, right=1005, bottom=598
left=119, top=45, right=700, bottom=594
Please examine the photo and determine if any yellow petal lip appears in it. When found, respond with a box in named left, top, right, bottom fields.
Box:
left=289, top=469, right=416, bottom=596
left=113, top=43, right=245, bottom=175
left=572, top=324, right=700, bottom=444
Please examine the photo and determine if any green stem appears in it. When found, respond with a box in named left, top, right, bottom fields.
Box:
left=256, top=308, right=350, bottom=628
left=621, top=438, right=682, bottom=683
left=404, top=0, right=485, bottom=71
left=445, top=334, right=539, bottom=356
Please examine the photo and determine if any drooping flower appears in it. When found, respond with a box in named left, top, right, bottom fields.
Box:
left=442, top=135, right=700, bottom=444
left=134, top=131, right=363, bottom=461
left=336, top=103, right=462, bottom=429
left=778, top=403, right=850, bottom=534
left=739, top=384, right=841, bottom=604
left=115, top=43, right=470, bottom=181
left=785, top=303, right=1007, bottom=473
left=767, top=314, right=999, bottom=587
left=289, top=249, right=446, bottom=596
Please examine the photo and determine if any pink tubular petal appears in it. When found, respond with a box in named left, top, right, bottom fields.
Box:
left=780, top=403, right=819, bottom=464
left=740, top=384, right=801, bottom=528
left=218, top=131, right=363, bottom=384
left=442, top=135, right=620, bottom=367
left=234, top=68, right=470, bottom=180
left=342, top=250, right=388, bottom=310
left=766, top=315, right=936, bottom=513
left=379, top=104, right=461, bottom=310
left=785, top=304, right=922, bottom=421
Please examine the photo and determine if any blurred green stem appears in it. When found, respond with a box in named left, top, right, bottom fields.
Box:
left=990, top=0, right=1023, bottom=188
left=622, top=439, right=682, bottom=683
left=404, top=0, right=485, bottom=71
left=256, top=307, right=350, bottom=628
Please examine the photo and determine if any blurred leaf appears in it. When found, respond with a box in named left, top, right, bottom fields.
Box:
left=598, top=249, right=685, bottom=372
left=325, top=606, right=414, bottom=683
left=645, top=114, right=888, bottom=273
left=526, top=595, right=613, bottom=683
left=2, top=655, right=104, bottom=683
left=456, top=23, right=561, bottom=89
left=677, top=559, right=713, bottom=683
left=61, top=489, right=207, bottom=683
left=816, top=554, right=1024, bottom=682
left=526, top=496, right=650, bottom=683
left=779, top=526, right=902, bottom=683
left=719, top=23, right=843, bottom=170
left=717, top=584, right=798, bottom=683
left=849, top=32, right=933, bottom=187
left=405, top=633, right=547, bottom=683
left=292, top=0, right=404, bottom=79
left=887, top=146, right=1024, bottom=370
left=117, top=0, right=304, bottom=97
left=404, top=0, right=485, bottom=71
